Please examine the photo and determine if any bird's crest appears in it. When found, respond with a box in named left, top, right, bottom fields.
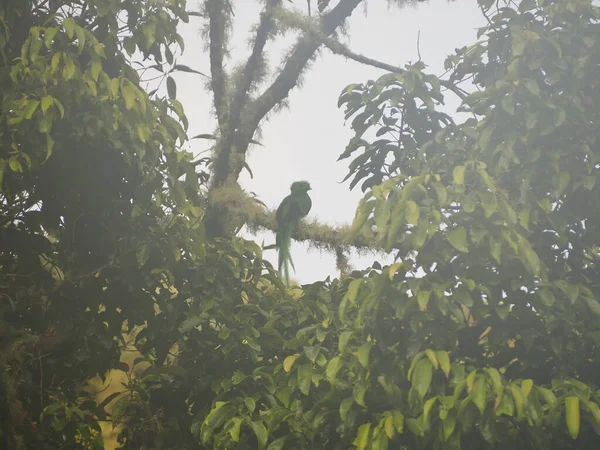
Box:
left=290, top=181, right=311, bottom=193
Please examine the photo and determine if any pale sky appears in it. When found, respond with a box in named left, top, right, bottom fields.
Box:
left=169, top=0, right=485, bottom=283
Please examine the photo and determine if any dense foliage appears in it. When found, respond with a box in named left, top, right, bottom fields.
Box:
left=2, top=0, right=600, bottom=449
left=0, top=0, right=209, bottom=447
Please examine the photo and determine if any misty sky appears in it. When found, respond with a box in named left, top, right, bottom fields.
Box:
left=168, top=0, right=485, bottom=283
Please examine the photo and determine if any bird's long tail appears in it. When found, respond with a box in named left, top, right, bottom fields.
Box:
left=276, top=222, right=296, bottom=285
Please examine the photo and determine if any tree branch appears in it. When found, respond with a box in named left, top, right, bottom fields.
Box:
left=234, top=0, right=363, bottom=172
left=206, top=0, right=229, bottom=131
left=315, top=31, right=469, bottom=101
left=210, top=0, right=283, bottom=190
left=246, top=207, right=381, bottom=254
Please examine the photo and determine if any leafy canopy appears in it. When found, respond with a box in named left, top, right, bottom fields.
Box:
left=2, top=0, right=600, bottom=449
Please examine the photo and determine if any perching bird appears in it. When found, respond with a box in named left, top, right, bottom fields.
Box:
left=276, top=181, right=312, bottom=284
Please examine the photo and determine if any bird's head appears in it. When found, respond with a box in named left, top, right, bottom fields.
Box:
left=290, top=181, right=312, bottom=193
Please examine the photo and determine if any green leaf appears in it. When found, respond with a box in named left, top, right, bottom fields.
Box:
left=466, top=370, right=477, bottom=393
left=509, top=385, right=524, bottom=417
left=44, top=27, right=59, bottom=48
left=453, top=166, right=466, bottom=185
left=228, top=417, right=242, bottom=442
left=384, top=416, right=394, bottom=439
left=472, top=378, right=486, bottom=414
left=479, top=191, right=497, bottom=218
left=97, top=392, right=122, bottom=409
left=585, top=401, right=600, bottom=425
left=554, top=171, right=570, bottom=197
left=75, top=25, right=86, bottom=52
left=435, top=351, right=451, bottom=377
left=425, top=348, right=440, bottom=370
left=501, top=93, right=515, bottom=115
left=412, top=219, right=429, bottom=249
left=479, top=125, right=494, bottom=150
left=521, top=379, right=533, bottom=397
left=485, top=368, right=502, bottom=395
left=349, top=197, right=375, bottom=240
left=523, top=79, right=539, bottom=95
left=93, top=43, right=106, bottom=58
left=443, top=412, right=456, bottom=440
left=326, top=356, right=343, bottom=380
left=62, top=17, right=75, bottom=39
left=393, top=410, right=404, bottom=433
left=453, top=288, right=473, bottom=308
left=417, top=291, right=431, bottom=311
left=412, top=358, right=433, bottom=399
left=267, top=437, right=286, bottom=450
left=136, top=125, right=150, bottom=143
left=44, top=133, right=55, bottom=162
left=51, top=51, right=61, bottom=70
left=357, top=343, right=371, bottom=369
left=303, top=345, right=320, bottom=363
left=339, top=331, right=353, bottom=352
left=388, top=262, right=403, bottom=280
left=446, top=227, right=468, bottom=253
left=121, top=82, right=137, bottom=109
left=41, top=95, right=53, bottom=113
left=231, top=371, right=247, bottom=385
left=537, top=387, right=557, bottom=408
left=167, top=76, right=177, bottom=99
left=90, top=58, right=102, bottom=81
left=38, top=111, right=53, bottom=133
left=554, top=108, right=566, bottom=127
left=522, top=245, right=540, bottom=275
left=495, top=392, right=514, bottom=417
left=405, top=200, right=420, bottom=225
left=251, top=421, right=268, bottom=450
left=24, top=99, right=40, bottom=119
left=565, top=396, right=580, bottom=439
left=356, top=423, right=371, bottom=450
left=62, top=55, right=76, bottom=80
left=244, top=397, right=256, bottom=414
left=344, top=279, right=362, bottom=304
left=582, top=294, right=600, bottom=318
left=538, top=288, right=555, bottom=307
left=353, top=382, right=367, bottom=407
left=340, top=396, right=354, bottom=420
left=297, top=363, right=313, bottom=395
left=432, top=181, right=447, bottom=205
left=407, top=353, right=424, bottom=381
left=283, top=354, right=301, bottom=373
left=201, top=402, right=230, bottom=443
left=174, top=64, right=209, bottom=77
left=123, top=36, right=136, bottom=55
left=423, top=396, right=437, bottom=422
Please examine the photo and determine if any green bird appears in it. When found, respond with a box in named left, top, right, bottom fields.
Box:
left=276, top=181, right=312, bottom=284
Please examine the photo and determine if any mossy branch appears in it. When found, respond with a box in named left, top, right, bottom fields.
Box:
left=235, top=0, right=363, bottom=172
left=205, top=0, right=230, bottom=131
left=278, top=11, right=470, bottom=101
left=210, top=0, right=283, bottom=190
left=245, top=206, right=381, bottom=255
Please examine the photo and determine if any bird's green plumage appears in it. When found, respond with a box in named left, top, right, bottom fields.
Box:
left=276, top=181, right=312, bottom=284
